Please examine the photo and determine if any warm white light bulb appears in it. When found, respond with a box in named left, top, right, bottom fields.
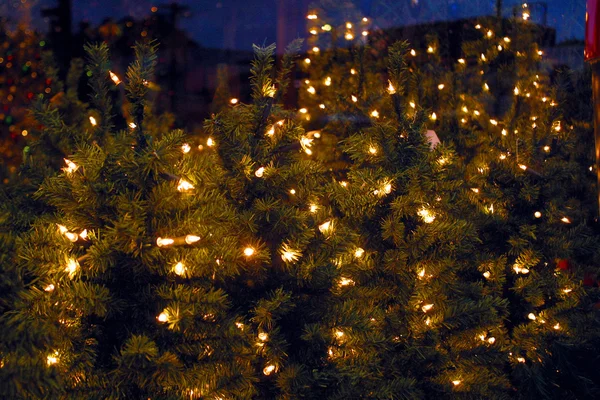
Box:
left=338, top=277, right=354, bottom=287
left=483, top=271, right=491, bottom=279
left=89, top=116, right=97, bottom=126
left=157, top=311, right=168, bottom=322
left=561, top=217, right=571, bottom=224
left=319, top=220, right=332, bottom=233
left=528, top=313, right=536, bottom=320
left=65, top=258, right=79, bottom=278
left=418, top=208, right=435, bottom=223
left=177, top=179, right=194, bottom=192
left=63, top=158, right=79, bottom=174
left=387, top=80, right=396, bottom=94
left=438, top=84, right=445, bottom=90
left=263, top=364, right=276, bottom=375
left=534, top=211, right=542, bottom=218
left=230, top=98, right=238, bottom=104
left=354, top=248, right=365, bottom=258
left=181, top=143, right=191, bottom=153
left=173, top=262, right=186, bottom=276
left=452, top=380, right=461, bottom=386
left=185, top=234, right=200, bottom=244
left=206, top=137, right=214, bottom=147
left=157, top=237, right=174, bottom=247
left=243, top=247, right=255, bottom=257
left=255, top=167, right=265, bottom=178
left=45, top=284, right=55, bottom=292
left=430, top=112, right=437, bottom=121
left=371, top=110, right=379, bottom=118
left=109, top=71, right=121, bottom=85
left=422, top=303, right=434, bottom=312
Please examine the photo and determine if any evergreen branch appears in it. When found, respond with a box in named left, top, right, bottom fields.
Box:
left=84, top=42, right=114, bottom=137
left=274, top=38, right=303, bottom=103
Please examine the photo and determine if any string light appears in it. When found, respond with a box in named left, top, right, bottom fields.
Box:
left=173, top=262, right=186, bottom=276
left=561, top=217, right=571, bottom=224
left=157, top=311, right=169, bottom=322
left=46, top=351, right=59, bottom=366
left=230, top=98, right=238, bottom=104
left=338, top=277, right=354, bottom=287
left=553, top=323, right=561, bottom=330
left=309, top=29, right=318, bottom=35
left=157, top=237, right=174, bottom=247
left=263, top=365, right=276, bottom=375
left=471, top=188, right=480, bottom=193
left=309, top=204, right=319, bottom=213
left=410, top=49, right=417, bottom=56
left=312, top=46, right=320, bottom=53
left=206, top=137, right=215, bottom=147
left=427, top=46, right=434, bottom=53
left=422, top=303, right=434, bottom=312
left=490, top=119, right=498, bottom=126
left=534, top=211, right=542, bottom=218
left=281, top=245, right=301, bottom=262
left=481, top=53, right=487, bottom=61
left=319, top=104, right=325, bottom=109
left=514, top=87, right=520, bottom=95
left=528, top=313, right=536, bottom=320
left=354, top=248, right=365, bottom=258
left=299, top=108, right=308, bottom=114
left=307, top=86, right=316, bottom=94
left=255, top=167, right=265, bottom=178
left=438, top=84, right=445, bottom=90
left=458, top=58, right=465, bottom=64
left=177, top=179, right=194, bottom=192
left=62, top=158, right=79, bottom=174
left=243, top=247, right=255, bottom=257
left=89, top=116, right=97, bottom=126
left=387, top=80, right=396, bottom=94
left=484, top=83, right=490, bottom=91
left=307, top=13, right=317, bottom=19
left=322, top=24, right=332, bottom=31
left=351, top=95, right=358, bottom=102
left=497, top=45, right=503, bottom=51
left=362, top=31, right=368, bottom=36
left=289, top=189, right=296, bottom=195
left=319, top=220, right=333, bottom=234
left=65, top=258, right=79, bottom=278
left=128, top=122, right=137, bottom=129
left=109, top=71, right=121, bottom=85
left=430, top=112, right=437, bottom=121
left=517, top=357, right=526, bottom=363
left=487, top=30, right=493, bottom=37
left=44, top=284, right=55, bottom=292
left=409, top=101, right=416, bottom=108
left=504, top=37, right=511, bottom=43
left=475, top=24, right=481, bottom=29
left=350, top=68, right=357, bottom=75
left=185, top=235, right=200, bottom=244
left=345, top=33, right=354, bottom=40
left=346, top=22, right=353, bottom=29
left=418, top=268, right=426, bottom=279
left=181, top=143, right=191, bottom=154
left=371, top=110, right=379, bottom=118
left=325, top=76, right=332, bottom=86
left=483, top=271, right=491, bottom=279
left=501, top=129, right=507, bottom=136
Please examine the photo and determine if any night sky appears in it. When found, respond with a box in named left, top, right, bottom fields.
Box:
left=2, top=0, right=587, bottom=50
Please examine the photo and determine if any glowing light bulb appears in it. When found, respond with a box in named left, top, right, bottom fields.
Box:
left=243, top=247, right=255, bottom=257
left=325, top=76, right=332, bottom=86
left=351, top=95, right=358, bottom=102
left=322, top=24, right=332, bottom=31
left=534, top=211, right=542, bottom=218
left=235, top=322, right=245, bottom=330
left=157, top=311, right=168, bottom=322
left=339, top=181, right=348, bottom=187
left=368, top=146, right=377, bottom=154
left=481, top=53, right=487, bottom=61
left=181, top=143, right=191, bottom=153
left=354, top=248, right=365, bottom=258
left=517, top=357, right=526, bottom=363
left=430, top=112, right=437, bottom=121
left=307, top=13, right=317, bottom=19
left=498, top=45, right=503, bottom=51
left=528, top=313, right=536, bottom=320
left=418, top=268, right=426, bottom=278
left=387, top=80, right=396, bottom=94
left=519, top=164, right=527, bottom=171
left=89, top=116, right=97, bottom=126
left=309, top=204, right=319, bottom=213
left=263, top=364, right=276, bottom=375
left=350, top=68, right=356, bottom=75
left=487, top=30, right=493, bottom=37
left=299, top=108, right=308, bottom=114
left=109, top=71, right=121, bottom=85
left=312, top=46, right=320, bottom=53
left=289, top=189, right=296, bottom=195
left=371, top=110, right=379, bottom=118
left=44, top=284, right=55, bottom=292
left=418, top=208, right=435, bottom=223
left=47, top=352, right=59, bottom=366
left=553, top=323, right=560, bottom=330
left=383, top=183, right=392, bottom=194
left=473, top=110, right=480, bottom=116
left=471, top=188, right=480, bottom=193
left=490, top=119, right=498, bottom=126
left=319, top=104, right=325, bottom=109
left=173, top=262, right=186, bottom=276
left=266, top=126, right=275, bottom=136
left=309, top=29, right=318, bottom=35
left=409, top=101, right=416, bottom=108
left=281, top=246, right=300, bottom=262
left=523, top=12, right=530, bottom=20
left=307, top=86, right=316, bottom=94
left=157, top=237, right=174, bottom=247
left=255, top=167, right=265, bottom=178
left=458, top=58, right=465, bottom=64
left=422, top=303, right=434, bottom=312
left=345, top=33, right=354, bottom=40
left=475, top=24, right=481, bottom=29
left=63, top=158, right=79, bottom=174
left=488, top=337, right=496, bottom=344
left=65, top=231, right=78, bottom=242
left=501, top=129, right=507, bottom=136
left=338, top=277, right=354, bottom=287
left=362, top=30, right=368, bottom=36
left=483, top=271, right=491, bottom=279
left=177, top=179, right=194, bottom=192
left=65, top=258, right=79, bottom=278
left=514, top=87, right=520, bottom=95
left=499, top=154, right=506, bottom=160
left=504, top=37, right=511, bottom=43
left=184, top=235, right=200, bottom=244
left=484, top=83, right=490, bottom=91
left=230, top=98, right=238, bottom=104
left=563, top=288, right=572, bottom=294
left=410, top=49, right=417, bottom=56
left=561, top=217, right=571, bottom=224
left=128, top=122, right=137, bottom=129
left=319, top=220, right=332, bottom=233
